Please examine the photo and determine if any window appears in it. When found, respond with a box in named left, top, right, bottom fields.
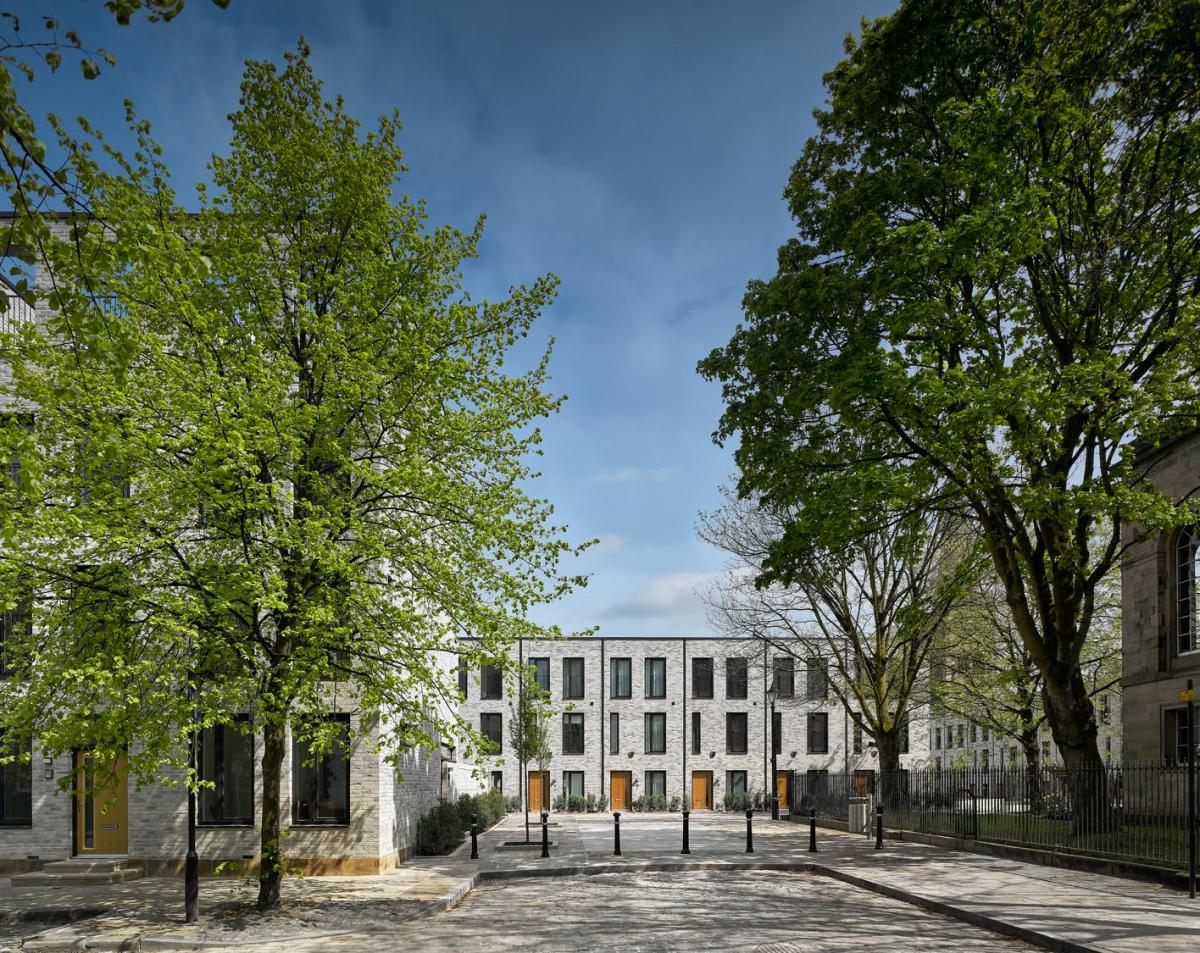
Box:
left=481, top=713, right=503, bottom=752
left=955, top=724, right=964, bottom=748
left=644, top=658, right=666, bottom=698
left=805, top=658, right=828, bottom=700
left=1, top=413, right=31, bottom=489
left=644, top=770, right=666, bottom=799
left=1165, top=707, right=1194, bottom=765
left=563, top=658, right=585, bottom=699
left=853, top=720, right=863, bottom=754
left=562, top=713, right=585, bottom=754
left=807, top=712, right=829, bottom=754
left=726, top=657, right=748, bottom=699
left=772, top=656, right=795, bottom=698
left=1041, top=739, right=1051, bottom=763
left=292, top=715, right=350, bottom=825
left=457, top=658, right=468, bottom=698
left=0, top=599, right=31, bottom=675
left=691, top=711, right=701, bottom=754
left=1099, top=694, right=1111, bottom=725
left=644, top=713, right=666, bottom=754
left=1179, top=526, right=1199, bottom=654
left=899, top=715, right=910, bottom=754
left=530, top=657, right=550, bottom=694
left=982, top=725, right=990, bottom=742
left=481, top=664, right=503, bottom=700
left=692, top=657, right=713, bottom=698
left=491, top=770, right=504, bottom=791
left=198, top=721, right=253, bottom=825
left=772, top=710, right=782, bottom=755
left=0, top=734, right=32, bottom=826
left=725, top=712, right=748, bottom=754
left=610, top=657, right=631, bottom=698
left=934, top=727, right=942, bottom=750
left=726, top=770, right=747, bottom=798
left=970, top=723, right=977, bottom=743
left=563, top=771, right=584, bottom=799
left=610, top=712, right=620, bottom=754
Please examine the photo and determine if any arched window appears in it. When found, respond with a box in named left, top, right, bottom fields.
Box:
left=1177, top=526, right=1199, bottom=654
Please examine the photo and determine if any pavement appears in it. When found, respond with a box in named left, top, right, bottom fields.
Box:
left=3, top=811, right=1200, bottom=951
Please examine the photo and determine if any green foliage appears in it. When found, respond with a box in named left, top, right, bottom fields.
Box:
left=668, top=794, right=681, bottom=812
left=416, top=788, right=507, bottom=856
left=596, top=794, right=608, bottom=813
left=699, top=0, right=1200, bottom=768
left=723, top=791, right=750, bottom=812
left=505, top=795, right=521, bottom=813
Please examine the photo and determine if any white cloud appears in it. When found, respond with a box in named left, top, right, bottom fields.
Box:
left=606, top=571, right=714, bottom=619
left=594, top=466, right=677, bottom=484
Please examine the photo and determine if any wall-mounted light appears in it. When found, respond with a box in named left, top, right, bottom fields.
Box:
left=42, top=756, right=53, bottom=780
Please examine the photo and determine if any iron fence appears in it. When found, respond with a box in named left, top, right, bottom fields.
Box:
left=794, top=763, right=1199, bottom=871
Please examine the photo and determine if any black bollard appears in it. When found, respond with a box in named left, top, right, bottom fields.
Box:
left=470, top=813, right=479, bottom=860
left=682, top=809, right=691, bottom=855
left=809, top=807, right=817, bottom=853
left=745, top=807, right=754, bottom=854
left=875, top=804, right=884, bottom=850
left=613, top=811, right=622, bottom=856
left=541, top=810, right=550, bottom=858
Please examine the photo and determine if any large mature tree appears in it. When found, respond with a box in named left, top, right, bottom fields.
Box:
left=699, top=0, right=1200, bottom=804
left=0, top=45, right=583, bottom=910
left=701, top=487, right=972, bottom=773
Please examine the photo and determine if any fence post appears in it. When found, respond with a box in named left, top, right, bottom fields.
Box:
left=970, top=783, right=979, bottom=840
left=613, top=811, right=622, bottom=857
left=809, top=807, right=817, bottom=852
left=682, top=809, right=690, bottom=855
left=745, top=808, right=754, bottom=853
left=470, top=813, right=479, bottom=860
left=540, top=810, right=549, bottom=858
left=875, top=804, right=883, bottom=850
left=1189, top=679, right=1196, bottom=899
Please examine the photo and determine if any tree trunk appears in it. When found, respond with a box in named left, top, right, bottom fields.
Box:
left=257, top=719, right=287, bottom=911
left=876, top=728, right=902, bottom=808
left=1041, top=666, right=1113, bottom=833
left=1020, top=727, right=1043, bottom=815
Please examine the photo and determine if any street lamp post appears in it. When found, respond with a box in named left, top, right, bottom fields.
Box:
left=185, top=671, right=199, bottom=923
left=766, top=685, right=779, bottom=820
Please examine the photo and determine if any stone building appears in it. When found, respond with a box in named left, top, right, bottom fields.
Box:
left=1122, top=427, right=1200, bottom=763
left=458, top=636, right=931, bottom=814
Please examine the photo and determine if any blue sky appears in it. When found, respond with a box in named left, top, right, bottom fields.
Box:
left=10, top=0, right=896, bottom=636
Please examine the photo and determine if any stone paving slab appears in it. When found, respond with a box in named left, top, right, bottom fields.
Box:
left=5, top=813, right=1200, bottom=951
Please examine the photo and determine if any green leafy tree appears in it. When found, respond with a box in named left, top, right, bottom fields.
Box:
left=0, top=44, right=583, bottom=910
left=506, top=668, right=554, bottom=843
left=699, top=0, right=1199, bottom=824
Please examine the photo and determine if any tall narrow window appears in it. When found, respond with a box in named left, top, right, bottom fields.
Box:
left=0, top=733, right=32, bottom=826
left=563, top=771, right=585, bottom=800
left=692, top=657, right=713, bottom=698
left=530, top=657, right=550, bottom=694
left=725, top=712, right=748, bottom=754
left=807, top=712, right=829, bottom=754
left=491, top=770, right=504, bottom=790
left=562, top=713, right=585, bottom=754
left=456, top=658, right=468, bottom=698
left=480, top=664, right=503, bottom=700
left=1165, top=707, right=1193, bottom=765
left=1180, top=527, right=1199, bottom=654
left=772, top=710, right=782, bottom=755
left=691, top=711, right=701, bottom=754
left=610, top=657, right=631, bottom=698
left=772, top=656, right=795, bottom=697
left=805, top=658, right=828, bottom=700
left=853, top=720, right=863, bottom=754
left=899, top=715, right=910, bottom=755
left=644, top=770, right=666, bottom=799
left=610, top=712, right=620, bottom=754
left=644, top=713, right=666, bottom=754
left=198, top=720, right=254, bottom=825
left=480, top=713, right=503, bottom=752
left=292, top=715, right=350, bottom=825
left=644, top=658, right=666, bottom=698
left=726, top=657, right=748, bottom=699
left=0, top=598, right=31, bottom=675
left=563, top=658, right=585, bottom=699
left=726, top=770, right=747, bottom=798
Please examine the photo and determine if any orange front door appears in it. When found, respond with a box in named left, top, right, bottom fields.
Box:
left=528, top=771, right=548, bottom=812
left=776, top=770, right=790, bottom=814
left=75, top=750, right=128, bottom=855
left=691, top=771, right=713, bottom=810
left=610, top=771, right=632, bottom=811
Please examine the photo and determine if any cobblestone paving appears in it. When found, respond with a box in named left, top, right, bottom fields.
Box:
left=399, top=870, right=1035, bottom=953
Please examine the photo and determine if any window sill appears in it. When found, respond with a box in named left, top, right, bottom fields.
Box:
left=290, top=820, right=350, bottom=828
left=0, top=821, right=32, bottom=828
left=197, top=821, right=255, bottom=829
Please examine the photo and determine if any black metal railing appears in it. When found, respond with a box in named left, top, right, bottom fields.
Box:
left=796, top=763, right=1200, bottom=872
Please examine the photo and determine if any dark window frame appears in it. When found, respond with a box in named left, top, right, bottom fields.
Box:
left=610, top=657, right=632, bottom=699
left=691, top=711, right=701, bottom=755
left=291, top=714, right=351, bottom=827
left=692, top=657, right=714, bottom=699
left=562, top=712, right=585, bottom=754
left=644, top=770, right=666, bottom=799
left=563, top=657, right=586, bottom=700
left=725, top=657, right=748, bottom=699
left=807, top=712, right=829, bottom=754
left=0, top=598, right=31, bottom=676
left=530, top=657, right=551, bottom=695
left=0, top=734, right=32, bottom=827
left=725, top=712, right=748, bottom=754
left=480, top=664, right=503, bottom=700
left=198, top=717, right=254, bottom=827
left=480, top=713, right=503, bottom=752
left=644, top=657, right=666, bottom=699
left=772, top=656, right=795, bottom=698
left=610, top=712, right=619, bottom=754
left=644, top=712, right=666, bottom=754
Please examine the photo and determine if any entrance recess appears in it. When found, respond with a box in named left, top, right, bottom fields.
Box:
left=775, top=770, right=790, bottom=814
left=610, top=771, right=632, bottom=811
left=75, top=750, right=128, bottom=855
left=691, top=770, right=713, bottom=810
left=527, top=771, right=549, bottom=812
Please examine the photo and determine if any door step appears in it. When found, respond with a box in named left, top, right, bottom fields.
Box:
left=11, top=858, right=143, bottom=886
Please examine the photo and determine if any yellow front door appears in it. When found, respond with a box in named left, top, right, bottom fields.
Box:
left=528, top=771, right=548, bottom=812
left=776, top=770, right=790, bottom=813
left=691, top=771, right=713, bottom=810
left=610, top=771, right=631, bottom=811
left=75, top=750, right=128, bottom=855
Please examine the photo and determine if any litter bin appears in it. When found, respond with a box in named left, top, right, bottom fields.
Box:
left=849, top=796, right=869, bottom=834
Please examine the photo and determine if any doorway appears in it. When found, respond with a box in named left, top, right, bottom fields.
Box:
left=74, top=749, right=128, bottom=856
left=775, top=770, right=790, bottom=814
left=610, top=771, right=632, bottom=811
left=691, top=770, right=713, bottom=810
left=527, top=771, right=549, bottom=812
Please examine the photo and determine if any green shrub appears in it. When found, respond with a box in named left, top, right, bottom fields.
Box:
left=552, top=793, right=566, bottom=812
left=597, top=795, right=609, bottom=812
left=417, top=801, right=466, bottom=855
left=724, top=791, right=750, bottom=812
left=505, top=795, right=522, bottom=813
left=585, top=793, right=597, bottom=812
left=668, top=795, right=681, bottom=812
left=567, top=794, right=586, bottom=812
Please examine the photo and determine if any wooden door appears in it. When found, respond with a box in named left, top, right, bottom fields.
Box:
left=610, top=771, right=631, bottom=811
left=691, top=771, right=713, bottom=810
left=75, top=750, right=128, bottom=855
left=528, top=771, right=548, bottom=812
left=776, top=770, right=790, bottom=814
